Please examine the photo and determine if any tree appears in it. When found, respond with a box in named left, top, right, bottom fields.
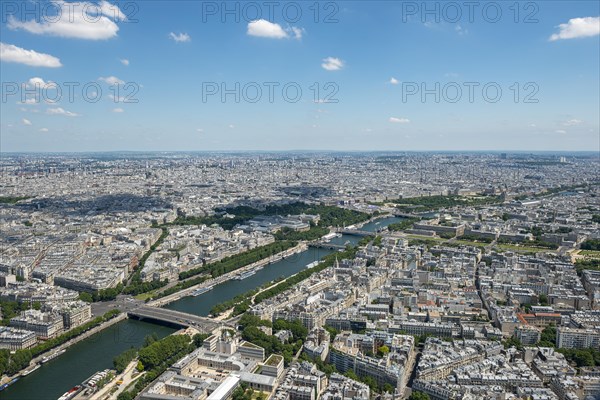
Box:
left=143, top=333, right=159, bottom=347
left=503, top=336, right=523, bottom=351
left=117, top=392, right=133, bottom=400
left=0, top=349, right=9, bottom=375
left=344, top=371, right=359, bottom=381
left=383, top=383, right=395, bottom=393
left=136, top=360, right=144, bottom=372
left=377, top=345, right=390, bottom=357
left=232, top=387, right=245, bottom=400
left=581, top=239, right=600, bottom=251
left=323, top=325, right=339, bottom=341
left=193, top=333, right=210, bottom=348
left=362, top=376, right=378, bottom=392
left=113, top=347, right=137, bottom=373
left=409, top=392, right=431, bottom=400
left=539, top=325, right=557, bottom=347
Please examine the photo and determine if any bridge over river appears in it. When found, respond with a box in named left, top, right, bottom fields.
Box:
left=128, top=305, right=226, bottom=333
left=336, top=229, right=376, bottom=237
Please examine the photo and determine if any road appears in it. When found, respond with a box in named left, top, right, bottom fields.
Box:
left=128, top=305, right=222, bottom=332
left=85, top=359, right=143, bottom=400
left=90, top=295, right=145, bottom=318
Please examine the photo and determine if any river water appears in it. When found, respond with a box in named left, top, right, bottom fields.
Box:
left=164, top=247, right=333, bottom=316
left=4, top=216, right=403, bottom=399
left=2, top=320, right=175, bottom=400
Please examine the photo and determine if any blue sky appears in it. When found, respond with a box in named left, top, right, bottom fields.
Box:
left=1, top=0, right=599, bottom=152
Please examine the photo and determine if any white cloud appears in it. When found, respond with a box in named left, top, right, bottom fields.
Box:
left=7, top=0, right=124, bottom=40
left=28, top=77, right=47, bottom=86
left=120, top=58, right=129, bottom=66
left=109, top=94, right=126, bottom=103
left=247, top=20, right=286, bottom=38
left=47, top=107, right=79, bottom=117
left=0, top=42, right=62, bottom=67
left=112, top=107, right=124, bottom=113
left=19, top=98, right=39, bottom=105
left=96, top=1, right=127, bottom=22
left=39, top=128, right=49, bottom=132
left=555, top=129, right=567, bottom=134
left=389, top=77, right=399, bottom=85
left=247, top=19, right=304, bottom=40
left=229, top=124, right=235, bottom=129
left=389, top=117, right=410, bottom=124
left=290, top=27, right=304, bottom=40
left=99, top=76, right=125, bottom=85
left=25, top=77, right=57, bottom=90
left=22, top=118, right=32, bottom=126
left=20, top=106, right=40, bottom=112
left=169, top=32, right=191, bottom=43
left=562, top=119, right=582, bottom=126
left=321, top=57, right=344, bottom=71
left=196, top=128, right=204, bottom=133
left=550, top=17, right=600, bottom=41
left=455, top=24, right=468, bottom=36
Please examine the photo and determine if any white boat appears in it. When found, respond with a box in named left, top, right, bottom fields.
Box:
left=21, top=364, right=41, bottom=376
left=84, top=369, right=111, bottom=387
left=235, top=270, right=256, bottom=280
left=41, top=349, right=66, bottom=364
left=306, top=261, right=319, bottom=269
left=57, top=385, right=81, bottom=400
left=322, top=232, right=337, bottom=241
left=191, top=285, right=214, bottom=296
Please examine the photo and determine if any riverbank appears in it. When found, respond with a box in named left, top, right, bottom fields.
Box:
left=214, top=266, right=308, bottom=321
left=0, top=313, right=127, bottom=386
left=348, top=213, right=392, bottom=230
left=1, top=216, right=394, bottom=385
left=150, top=242, right=308, bottom=307
left=1, top=319, right=176, bottom=400
left=1, top=216, right=402, bottom=398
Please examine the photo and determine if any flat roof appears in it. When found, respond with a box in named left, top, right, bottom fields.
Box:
left=207, top=375, right=240, bottom=400
left=240, top=341, right=261, bottom=349
left=265, top=354, right=283, bottom=366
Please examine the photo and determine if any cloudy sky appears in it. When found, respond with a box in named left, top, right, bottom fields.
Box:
left=1, top=0, right=599, bottom=152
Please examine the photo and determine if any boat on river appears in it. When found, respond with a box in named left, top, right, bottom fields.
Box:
left=191, top=285, right=214, bottom=296
left=41, top=349, right=66, bottom=364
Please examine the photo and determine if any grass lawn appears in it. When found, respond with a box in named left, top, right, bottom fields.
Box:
left=134, top=291, right=156, bottom=301
left=451, top=239, right=488, bottom=248
left=580, top=250, right=600, bottom=259
left=496, top=244, right=554, bottom=254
